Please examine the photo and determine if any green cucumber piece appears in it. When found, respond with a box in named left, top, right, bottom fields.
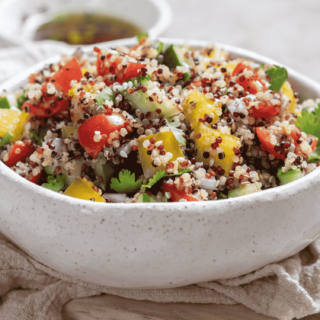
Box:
left=277, top=168, right=304, bottom=185
left=94, top=161, right=115, bottom=187
left=0, top=97, right=10, bottom=109
left=228, top=182, right=261, bottom=198
left=120, top=76, right=182, bottom=117
left=62, top=159, right=84, bottom=187
left=136, top=193, right=156, bottom=203
left=44, top=165, right=55, bottom=175
left=163, top=44, right=191, bottom=81
left=17, top=93, right=27, bottom=110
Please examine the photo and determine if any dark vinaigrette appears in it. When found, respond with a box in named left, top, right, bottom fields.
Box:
left=34, top=12, right=142, bottom=45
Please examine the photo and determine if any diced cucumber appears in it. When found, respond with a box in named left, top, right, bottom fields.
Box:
left=62, top=126, right=77, bottom=139
left=136, top=193, right=156, bottom=203
left=44, top=165, right=55, bottom=175
left=163, top=44, right=191, bottom=81
left=62, top=159, right=84, bottom=187
left=277, top=168, right=304, bottom=185
left=228, top=182, right=261, bottom=198
left=0, top=97, right=10, bottom=109
left=94, top=160, right=115, bottom=187
left=119, top=76, right=182, bottom=117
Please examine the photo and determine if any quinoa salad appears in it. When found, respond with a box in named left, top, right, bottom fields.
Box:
left=1, top=36, right=320, bottom=203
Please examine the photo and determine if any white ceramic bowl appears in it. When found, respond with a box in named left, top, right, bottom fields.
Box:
left=0, top=38, right=320, bottom=289
left=0, top=0, right=172, bottom=47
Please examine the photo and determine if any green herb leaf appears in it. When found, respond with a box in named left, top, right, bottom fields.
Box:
left=163, top=194, right=168, bottom=202
left=137, top=32, right=148, bottom=42
left=265, top=65, right=288, bottom=91
left=166, top=120, right=186, bottom=146
left=44, top=175, right=65, bottom=192
left=154, top=40, right=164, bottom=55
left=142, top=168, right=191, bottom=188
left=0, top=132, right=14, bottom=147
left=296, top=103, right=320, bottom=141
left=30, top=126, right=48, bottom=144
left=259, top=63, right=265, bottom=69
left=142, top=171, right=166, bottom=188
left=0, top=97, right=10, bottom=109
left=142, top=193, right=152, bottom=202
left=17, top=93, right=27, bottom=110
left=96, top=86, right=114, bottom=107
left=110, top=170, right=142, bottom=193
left=307, top=146, right=320, bottom=163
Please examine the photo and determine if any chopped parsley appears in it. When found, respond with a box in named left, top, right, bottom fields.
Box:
left=259, top=63, right=265, bottom=69
left=44, top=175, right=65, bottom=192
left=166, top=120, right=186, bottom=146
left=0, top=97, right=10, bottom=109
left=0, top=132, right=14, bottom=147
left=96, top=86, right=114, bottom=107
left=265, top=65, right=288, bottom=92
left=110, top=170, right=142, bottom=193
left=297, top=103, right=320, bottom=162
left=30, top=126, right=48, bottom=144
left=137, top=32, right=149, bottom=42
left=142, top=168, right=191, bottom=189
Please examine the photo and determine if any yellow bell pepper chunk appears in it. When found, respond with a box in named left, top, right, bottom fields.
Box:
left=208, top=47, right=229, bottom=61
left=194, top=123, right=240, bottom=176
left=68, top=83, right=99, bottom=98
left=138, top=131, right=184, bottom=178
left=281, top=81, right=297, bottom=114
left=64, top=177, right=105, bottom=202
left=183, top=90, right=221, bottom=128
left=0, top=109, right=29, bottom=142
left=61, top=125, right=78, bottom=139
left=81, top=67, right=96, bottom=77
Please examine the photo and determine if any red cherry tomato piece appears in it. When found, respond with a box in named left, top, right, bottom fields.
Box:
left=162, top=182, right=199, bottom=202
left=97, top=51, right=145, bottom=85
left=28, top=170, right=42, bottom=185
left=78, top=113, right=130, bottom=158
left=233, top=63, right=266, bottom=94
left=249, top=102, right=280, bottom=118
left=5, top=142, right=35, bottom=167
left=22, top=58, right=82, bottom=118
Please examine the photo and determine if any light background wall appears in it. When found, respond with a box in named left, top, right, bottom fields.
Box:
left=162, top=0, right=320, bottom=83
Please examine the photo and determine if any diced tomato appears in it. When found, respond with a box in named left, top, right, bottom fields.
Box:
left=78, top=113, right=130, bottom=158
left=162, top=182, right=198, bottom=202
left=5, top=142, right=35, bottom=167
left=22, top=58, right=82, bottom=118
left=28, top=170, right=42, bottom=185
left=249, top=102, right=280, bottom=118
left=233, top=63, right=266, bottom=94
left=256, top=127, right=318, bottom=160
left=97, top=50, right=145, bottom=85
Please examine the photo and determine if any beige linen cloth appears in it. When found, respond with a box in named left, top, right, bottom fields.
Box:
left=0, top=232, right=320, bottom=320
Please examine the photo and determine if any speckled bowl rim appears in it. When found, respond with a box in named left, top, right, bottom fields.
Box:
left=1, top=37, right=320, bottom=211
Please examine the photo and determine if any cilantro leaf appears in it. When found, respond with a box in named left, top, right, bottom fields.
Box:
left=166, top=120, right=186, bottom=146
left=0, top=132, right=14, bottom=147
left=110, top=170, right=142, bottom=193
left=265, top=65, right=288, bottom=91
left=142, top=171, right=166, bottom=188
left=154, top=40, right=164, bottom=55
left=142, top=193, right=152, bottom=202
left=17, top=92, right=27, bottom=110
left=296, top=103, right=320, bottom=140
left=44, top=175, right=65, bottom=192
left=137, top=32, right=148, bottom=42
left=0, top=97, right=10, bottom=109
left=96, top=86, right=114, bottom=107
left=142, top=168, right=191, bottom=188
